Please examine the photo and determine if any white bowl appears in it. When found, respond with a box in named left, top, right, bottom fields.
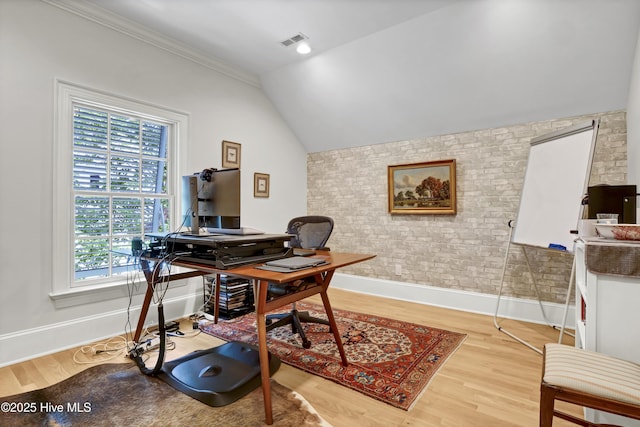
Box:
left=595, top=224, right=640, bottom=240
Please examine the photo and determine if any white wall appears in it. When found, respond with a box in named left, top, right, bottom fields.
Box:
left=0, top=0, right=307, bottom=365
left=262, top=0, right=640, bottom=153
left=628, top=27, right=640, bottom=189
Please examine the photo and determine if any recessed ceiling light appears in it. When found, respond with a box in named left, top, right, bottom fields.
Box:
left=280, top=33, right=311, bottom=54
left=296, top=42, right=311, bottom=55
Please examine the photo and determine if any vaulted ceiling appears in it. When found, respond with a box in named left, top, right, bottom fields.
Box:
left=48, top=0, right=640, bottom=152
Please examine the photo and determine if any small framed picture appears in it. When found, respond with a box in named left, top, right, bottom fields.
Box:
left=222, top=140, right=241, bottom=168
left=254, top=173, right=270, bottom=198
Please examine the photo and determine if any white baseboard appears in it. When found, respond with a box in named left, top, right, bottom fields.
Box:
left=331, top=273, right=575, bottom=328
left=0, top=276, right=575, bottom=368
left=0, top=291, right=201, bottom=368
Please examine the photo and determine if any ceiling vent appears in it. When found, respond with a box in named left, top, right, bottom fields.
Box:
left=280, top=33, right=308, bottom=47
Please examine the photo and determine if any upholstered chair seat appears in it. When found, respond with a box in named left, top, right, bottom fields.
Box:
left=540, top=343, right=640, bottom=427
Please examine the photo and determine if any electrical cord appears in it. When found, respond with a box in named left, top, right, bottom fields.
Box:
left=72, top=249, right=145, bottom=366
left=123, top=255, right=144, bottom=355
left=127, top=197, right=208, bottom=375
left=193, top=275, right=216, bottom=315
left=72, top=336, right=133, bottom=364
left=131, top=303, right=167, bottom=376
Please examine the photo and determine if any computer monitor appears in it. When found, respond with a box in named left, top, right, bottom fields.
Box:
left=182, top=168, right=240, bottom=234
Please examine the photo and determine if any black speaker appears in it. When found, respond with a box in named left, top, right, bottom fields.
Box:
left=587, top=185, right=637, bottom=224
left=131, top=237, right=143, bottom=256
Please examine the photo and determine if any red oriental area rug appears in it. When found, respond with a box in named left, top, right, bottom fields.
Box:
left=200, top=302, right=466, bottom=410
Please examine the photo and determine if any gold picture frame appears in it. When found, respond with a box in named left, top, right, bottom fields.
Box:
left=222, top=140, right=241, bottom=168
left=254, top=173, right=270, bottom=198
left=388, top=159, right=456, bottom=215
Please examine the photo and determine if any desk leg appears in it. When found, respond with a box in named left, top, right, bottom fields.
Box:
left=133, top=284, right=154, bottom=343
left=318, top=271, right=349, bottom=366
left=214, top=274, right=221, bottom=324
left=255, top=279, right=273, bottom=425
left=134, top=263, right=157, bottom=343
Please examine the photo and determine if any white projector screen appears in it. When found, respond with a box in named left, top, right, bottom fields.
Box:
left=511, top=120, right=598, bottom=251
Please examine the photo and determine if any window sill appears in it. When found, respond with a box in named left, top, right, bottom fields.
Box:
left=49, top=278, right=187, bottom=309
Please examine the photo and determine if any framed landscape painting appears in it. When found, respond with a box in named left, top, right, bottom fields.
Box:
left=388, top=159, right=456, bottom=215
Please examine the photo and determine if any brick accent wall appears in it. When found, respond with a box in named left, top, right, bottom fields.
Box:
left=307, top=111, right=627, bottom=303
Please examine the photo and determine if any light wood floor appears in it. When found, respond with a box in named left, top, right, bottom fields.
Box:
left=0, top=288, right=582, bottom=426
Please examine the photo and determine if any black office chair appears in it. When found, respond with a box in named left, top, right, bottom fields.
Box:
left=265, top=216, right=334, bottom=349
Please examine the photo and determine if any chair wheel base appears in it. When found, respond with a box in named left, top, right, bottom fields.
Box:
left=265, top=309, right=330, bottom=350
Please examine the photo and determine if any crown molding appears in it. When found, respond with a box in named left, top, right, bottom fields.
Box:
left=42, top=0, right=261, bottom=88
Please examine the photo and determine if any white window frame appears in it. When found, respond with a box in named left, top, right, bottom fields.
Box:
left=51, top=80, right=188, bottom=306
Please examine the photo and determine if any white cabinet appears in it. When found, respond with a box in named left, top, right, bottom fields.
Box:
left=575, top=239, right=640, bottom=426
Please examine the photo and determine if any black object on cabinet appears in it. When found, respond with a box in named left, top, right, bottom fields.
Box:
left=587, top=185, right=637, bottom=224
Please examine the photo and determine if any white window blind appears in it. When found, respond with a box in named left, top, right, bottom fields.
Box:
left=52, top=81, right=188, bottom=301
left=72, top=106, right=170, bottom=281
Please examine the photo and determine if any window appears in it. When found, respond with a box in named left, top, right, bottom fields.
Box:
left=73, top=106, right=170, bottom=281
left=53, top=81, right=188, bottom=298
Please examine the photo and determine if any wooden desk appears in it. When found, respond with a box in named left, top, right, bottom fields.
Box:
left=134, top=251, right=375, bottom=425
